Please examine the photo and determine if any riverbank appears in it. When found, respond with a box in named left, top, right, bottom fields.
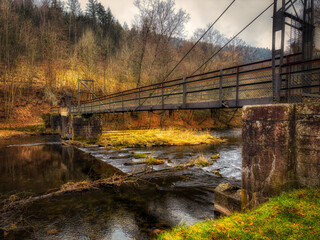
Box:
left=0, top=124, right=54, bottom=140
left=0, top=130, right=29, bottom=140
left=158, top=188, right=320, bottom=240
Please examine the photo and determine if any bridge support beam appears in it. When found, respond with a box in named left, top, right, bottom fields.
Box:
left=50, top=114, right=61, bottom=133
left=50, top=114, right=102, bottom=140
left=241, top=103, right=320, bottom=210
left=71, top=114, right=102, bottom=140
left=50, top=114, right=72, bottom=139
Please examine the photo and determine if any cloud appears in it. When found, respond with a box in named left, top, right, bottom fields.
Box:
left=174, top=0, right=274, bottom=48
left=78, top=0, right=274, bottom=48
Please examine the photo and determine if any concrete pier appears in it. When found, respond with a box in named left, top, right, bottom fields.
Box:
left=50, top=113, right=102, bottom=140
left=242, top=103, right=320, bottom=210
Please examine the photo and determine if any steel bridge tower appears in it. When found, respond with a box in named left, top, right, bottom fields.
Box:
left=272, top=0, right=315, bottom=102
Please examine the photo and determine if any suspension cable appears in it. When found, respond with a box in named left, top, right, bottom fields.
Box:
left=191, top=2, right=274, bottom=76
left=153, top=1, right=275, bottom=108
left=133, top=0, right=237, bottom=111
left=161, top=0, right=236, bottom=83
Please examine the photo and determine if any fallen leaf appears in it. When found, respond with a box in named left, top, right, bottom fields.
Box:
left=47, top=229, right=58, bottom=234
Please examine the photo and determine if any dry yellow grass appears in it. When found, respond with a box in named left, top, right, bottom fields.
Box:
left=175, top=154, right=215, bottom=170
left=145, top=158, right=165, bottom=165
left=192, top=155, right=213, bottom=167
left=0, top=130, right=27, bottom=139
left=99, top=129, right=225, bottom=147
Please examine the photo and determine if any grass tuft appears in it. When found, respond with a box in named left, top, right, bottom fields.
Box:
left=145, top=158, right=165, bottom=165
left=157, top=188, right=320, bottom=240
left=192, top=155, right=213, bottom=167
left=133, top=153, right=148, bottom=159
left=175, top=154, right=215, bottom=170
left=211, top=154, right=220, bottom=161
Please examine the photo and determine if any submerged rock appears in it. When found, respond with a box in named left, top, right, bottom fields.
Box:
left=214, top=183, right=241, bottom=216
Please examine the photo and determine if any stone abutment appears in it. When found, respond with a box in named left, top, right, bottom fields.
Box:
left=242, top=103, right=320, bottom=209
left=50, top=113, right=102, bottom=140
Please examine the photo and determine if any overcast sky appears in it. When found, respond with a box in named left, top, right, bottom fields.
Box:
left=78, top=0, right=274, bottom=49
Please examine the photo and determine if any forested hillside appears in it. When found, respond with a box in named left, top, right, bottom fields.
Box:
left=0, top=0, right=274, bottom=116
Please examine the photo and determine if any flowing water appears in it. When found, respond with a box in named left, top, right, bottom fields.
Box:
left=0, top=129, right=242, bottom=239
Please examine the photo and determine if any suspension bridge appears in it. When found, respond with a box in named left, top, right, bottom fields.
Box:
left=72, top=54, right=320, bottom=114
left=58, top=0, right=319, bottom=115
left=50, top=1, right=320, bottom=208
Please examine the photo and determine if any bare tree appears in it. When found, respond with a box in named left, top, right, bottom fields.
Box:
left=133, top=0, right=189, bottom=86
left=77, top=29, right=99, bottom=79
left=67, top=0, right=81, bottom=42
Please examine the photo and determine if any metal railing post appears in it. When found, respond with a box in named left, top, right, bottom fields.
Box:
left=236, top=67, right=239, bottom=106
left=78, top=79, right=81, bottom=114
left=122, top=96, right=124, bottom=112
left=285, top=55, right=290, bottom=102
left=62, top=114, right=65, bottom=137
left=219, top=70, right=223, bottom=107
left=162, top=84, right=164, bottom=109
left=182, top=78, right=187, bottom=108
left=139, top=88, right=141, bottom=106
left=288, top=63, right=292, bottom=102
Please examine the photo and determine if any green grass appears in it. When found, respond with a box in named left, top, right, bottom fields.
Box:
left=133, top=153, right=148, bottom=159
left=157, top=188, right=320, bottom=240
left=130, top=156, right=165, bottom=165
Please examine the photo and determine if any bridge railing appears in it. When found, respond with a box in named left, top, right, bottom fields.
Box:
left=71, top=55, right=320, bottom=114
left=280, top=58, right=320, bottom=102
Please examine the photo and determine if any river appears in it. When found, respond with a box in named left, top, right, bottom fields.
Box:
left=0, top=129, right=241, bottom=239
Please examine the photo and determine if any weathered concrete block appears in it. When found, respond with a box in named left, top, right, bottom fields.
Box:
left=214, top=183, right=241, bottom=216
left=242, top=121, right=292, bottom=147
left=61, top=116, right=71, bottom=138
left=242, top=103, right=320, bottom=210
left=295, top=149, right=320, bottom=164
left=242, top=104, right=296, bottom=210
left=295, top=103, right=320, bottom=116
left=295, top=103, right=320, bottom=187
left=50, top=114, right=61, bottom=132
left=72, top=115, right=102, bottom=140
left=242, top=104, right=295, bottom=121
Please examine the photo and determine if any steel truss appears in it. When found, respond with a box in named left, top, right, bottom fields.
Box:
left=272, top=0, right=315, bottom=102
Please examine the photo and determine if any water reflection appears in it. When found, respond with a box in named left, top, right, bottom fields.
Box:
left=0, top=138, right=122, bottom=198
left=18, top=179, right=219, bottom=240
left=0, top=130, right=242, bottom=239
